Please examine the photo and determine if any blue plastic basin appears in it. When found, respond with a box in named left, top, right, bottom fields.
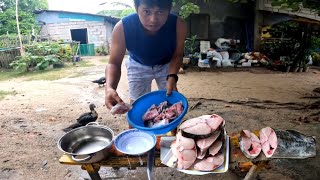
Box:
left=127, top=90, right=188, bottom=135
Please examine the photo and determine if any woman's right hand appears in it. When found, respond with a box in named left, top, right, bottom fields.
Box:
left=105, top=88, right=124, bottom=110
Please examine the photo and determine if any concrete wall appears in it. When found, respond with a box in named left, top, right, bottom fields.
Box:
left=37, top=11, right=114, bottom=47
left=174, top=0, right=254, bottom=42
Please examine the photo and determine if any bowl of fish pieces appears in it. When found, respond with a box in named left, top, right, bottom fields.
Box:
left=127, top=90, right=188, bottom=135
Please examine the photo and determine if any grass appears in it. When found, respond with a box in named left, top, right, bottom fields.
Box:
left=0, top=90, right=16, bottom=100
left=99, top=57, right=109, bottom=63
left=0, top=60, right=95, bottom=81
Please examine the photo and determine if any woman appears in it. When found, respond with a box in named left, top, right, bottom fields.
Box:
left=105, top=0, right=186, bottom=111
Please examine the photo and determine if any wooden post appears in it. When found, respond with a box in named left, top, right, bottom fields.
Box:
left=15, top=0, right=25, bottom=55
left=243, top=164, right=257, bottom=180
left=253, top=0, right=263, bottom=51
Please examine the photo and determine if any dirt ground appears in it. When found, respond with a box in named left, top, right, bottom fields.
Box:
left=0, top=56, right=319, bottom=180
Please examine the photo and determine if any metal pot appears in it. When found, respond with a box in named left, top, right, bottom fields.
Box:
left=57, top=122, right=114, bottom=163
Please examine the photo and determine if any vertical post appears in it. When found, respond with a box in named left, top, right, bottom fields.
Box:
left=71, top=42, right=75, bottom=65
left=253, top=0, right=263, bottom=51
left=15, top=0, right=24, bottom=55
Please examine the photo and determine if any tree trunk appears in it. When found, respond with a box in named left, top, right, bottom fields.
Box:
left=16, top=0, right=25, bottom=55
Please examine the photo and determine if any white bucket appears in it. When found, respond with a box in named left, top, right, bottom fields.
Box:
left=200, top=41, right=210, bottom=52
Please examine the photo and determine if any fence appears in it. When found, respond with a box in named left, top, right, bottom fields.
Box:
left=0, top=47, right=20, bottom=69
left=0, top=34, right=30, bottom=69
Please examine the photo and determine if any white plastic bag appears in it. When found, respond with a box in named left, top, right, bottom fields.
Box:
left=222, top=59, right=233, bottom=67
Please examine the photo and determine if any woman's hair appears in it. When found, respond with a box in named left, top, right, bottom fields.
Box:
left=134, top=0, right=173, bottom=9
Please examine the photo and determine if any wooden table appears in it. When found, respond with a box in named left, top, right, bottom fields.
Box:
left=59, top=134, right=270, bottom=180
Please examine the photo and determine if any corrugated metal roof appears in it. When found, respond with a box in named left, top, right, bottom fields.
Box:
left=34, top=10, right=120, bottom=24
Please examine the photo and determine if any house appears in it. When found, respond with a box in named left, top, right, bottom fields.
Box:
left=35, top=10, right=120, bottom=55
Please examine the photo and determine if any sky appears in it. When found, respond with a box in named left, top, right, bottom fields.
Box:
left=47, top=0, right=134, bottom=14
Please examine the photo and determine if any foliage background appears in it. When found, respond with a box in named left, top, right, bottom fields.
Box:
left=0, top=0, right=48, bottom=35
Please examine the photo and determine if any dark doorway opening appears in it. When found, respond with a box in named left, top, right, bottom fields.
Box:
left=70, top=28, right=88, bottom=44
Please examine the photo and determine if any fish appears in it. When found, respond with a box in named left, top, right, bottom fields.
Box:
left=171, top=140, right=197, bottom=170
left=142, top=104, right=159, bottom=121
left=176, top=131, right=195, bottom=150
left=208, top=140, right=223, bottom=157
left=270, top=129, right=316, bottom=159
left=196, top=130, right=221, bottom=159
left=239, top=130, right=262, bottom=159
left=150, top=119, right=169, bottom=128
left=193, top=153, right=224, bottom=171
left=259, top=127, right=277, bottom=158
left=179, top=114, right=224, bottom=138
left=143, top=101, right=184, bottom=128
left=110, top=103, right=132, bottom=115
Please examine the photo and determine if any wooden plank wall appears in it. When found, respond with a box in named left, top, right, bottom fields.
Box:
left=0, top=48, right=20, bottom=69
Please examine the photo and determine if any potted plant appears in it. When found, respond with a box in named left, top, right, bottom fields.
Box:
left=189, top=52, right=200, bottom=66
left=184, top=35, right=197, bottom=56
left=184, top=35, right=199, bottom=66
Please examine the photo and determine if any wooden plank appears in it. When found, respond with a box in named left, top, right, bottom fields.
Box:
left=59, top=140, right=166, bottom=168
left=0, top=48, right=20, bottom=69
left=59, top=153, right=166, bottom=169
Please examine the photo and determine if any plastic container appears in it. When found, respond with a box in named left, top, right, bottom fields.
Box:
left=127, top=90, right=188, bottom=135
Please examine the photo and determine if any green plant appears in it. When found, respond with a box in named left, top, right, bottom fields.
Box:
left=0, top=0, right=48, bottom=35
left=312, top=52, right=320, bottom=66
left=223, top=0, right=320, bottom=15
left=9, top=42, right=70, bottom=71
left=10, top=53, right=61, bottom=71
left=280, top=56, right=293, bottom=67
left=184, top=35, right=198, bottom=56
left=10, top=53, right=33, bottom=71
left=0, top=90, right=16, bottom=100
left=178, top=2, right=200, bottom=19
left=95, top=46, right=108, bottom=56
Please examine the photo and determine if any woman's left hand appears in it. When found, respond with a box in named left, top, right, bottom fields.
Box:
left=166, top=77, right=178, bottom=96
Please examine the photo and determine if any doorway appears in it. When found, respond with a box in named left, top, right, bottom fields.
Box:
left=70, top=28, right=88, bottom=44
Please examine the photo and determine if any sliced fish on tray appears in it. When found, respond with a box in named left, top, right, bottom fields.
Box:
left=179, top=114, right=225, bottom=138
left=167, top=114, right=227, bottom=172
left=194, top=153, right=225, bottom=171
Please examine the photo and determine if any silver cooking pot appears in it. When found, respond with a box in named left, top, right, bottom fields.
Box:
left=57, top=122, right=114, bottom=163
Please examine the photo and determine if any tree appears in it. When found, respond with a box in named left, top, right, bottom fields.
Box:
left=221, top=0, right=320, bottom=14
left=98, top=0, right=200, bottom=19
left=0, top=0, right=48, bottom=35
left=98, top=1, right=135, bottom=18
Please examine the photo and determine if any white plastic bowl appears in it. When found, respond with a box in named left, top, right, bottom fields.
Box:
left=114, top=129, right=156, bottom=155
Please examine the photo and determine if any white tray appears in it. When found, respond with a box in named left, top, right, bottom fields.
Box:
left=160, top=134, right=230, bottom=175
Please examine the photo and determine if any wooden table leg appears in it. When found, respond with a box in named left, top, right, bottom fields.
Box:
left=243, top=164, right=257, bottom=180
left=81, top=164, right=102, bottom=180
